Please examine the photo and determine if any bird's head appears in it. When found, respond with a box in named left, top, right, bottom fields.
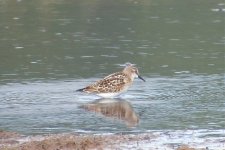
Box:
left=123, top=64, right=145, bottom=82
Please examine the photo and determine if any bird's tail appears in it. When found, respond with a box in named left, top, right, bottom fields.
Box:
left=76, top=88, right=85, bottom=92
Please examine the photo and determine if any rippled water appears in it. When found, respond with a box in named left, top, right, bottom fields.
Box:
left=0, top=74, right=224, bottom=135
left=0, top=0, right=224, bottom=144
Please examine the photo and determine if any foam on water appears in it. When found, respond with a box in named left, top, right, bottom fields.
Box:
left=2, top=130, right=224, bottom=149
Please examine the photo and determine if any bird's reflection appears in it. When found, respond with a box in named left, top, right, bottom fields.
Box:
left=80, top=98, right=139, bottom=127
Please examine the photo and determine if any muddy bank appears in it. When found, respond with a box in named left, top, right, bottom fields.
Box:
left=0, top=130, right=209, bottom=150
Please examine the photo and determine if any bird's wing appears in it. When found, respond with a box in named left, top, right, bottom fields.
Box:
left=83, top=72, right=128, bottom=93
left=103, top=72, right=126, bottom=80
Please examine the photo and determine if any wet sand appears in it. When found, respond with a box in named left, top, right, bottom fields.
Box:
left=0, top=130, right=209, bottom=150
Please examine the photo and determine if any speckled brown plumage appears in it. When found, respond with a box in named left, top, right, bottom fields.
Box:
left=77, top=64, right=145, bottom=98
left=83, top=72, right=130, bottom=93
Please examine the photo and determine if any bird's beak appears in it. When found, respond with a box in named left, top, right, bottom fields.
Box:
left=138, top=75, right=146, bottom=82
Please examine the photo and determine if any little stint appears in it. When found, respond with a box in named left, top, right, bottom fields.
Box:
left=77, top=64, right=145, bottom=98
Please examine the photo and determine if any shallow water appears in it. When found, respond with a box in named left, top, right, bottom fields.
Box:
left=0, top=74, right=224, bottom=135
left=0, top=0, right=225, bottom=146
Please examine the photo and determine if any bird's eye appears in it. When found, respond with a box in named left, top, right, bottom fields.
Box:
left=132, top=68, right=138, bottom=73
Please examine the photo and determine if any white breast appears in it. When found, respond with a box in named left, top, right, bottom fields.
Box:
left=97, top=92, right=120, bottom=98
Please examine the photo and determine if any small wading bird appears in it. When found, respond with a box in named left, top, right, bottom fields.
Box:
left=77, top=64, right=145, bottom=98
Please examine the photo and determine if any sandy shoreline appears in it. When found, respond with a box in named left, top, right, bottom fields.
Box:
left=1, top=130, right=224, bottom=150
